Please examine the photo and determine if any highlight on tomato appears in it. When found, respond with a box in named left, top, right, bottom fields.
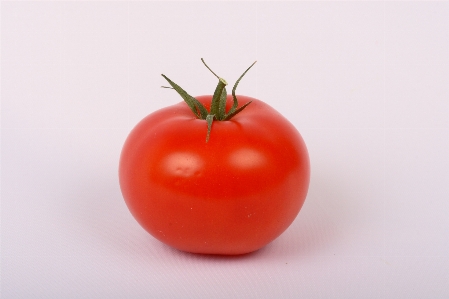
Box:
left=119, top=59, right=310, bottom=255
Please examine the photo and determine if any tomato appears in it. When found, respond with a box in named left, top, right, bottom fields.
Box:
left=119, top=60, right=310, bottom=255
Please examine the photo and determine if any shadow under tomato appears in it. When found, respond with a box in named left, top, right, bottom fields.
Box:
left=162, top=242, right=271, bottom=262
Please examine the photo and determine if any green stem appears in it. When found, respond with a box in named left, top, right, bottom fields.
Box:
left=161, top=74, right=208, bottom=119
left=206, top=114, right=215, bottom=142
left=201, top=58, right=220, bottom=79
left=218, top=86, right=227, bottom=120
left=210, top=78, right=227, bottom=119
left=227, top=61, right=257, bottom=118
left=161, top=59, right=257, bottom=142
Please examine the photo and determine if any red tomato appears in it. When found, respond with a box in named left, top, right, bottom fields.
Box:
left=119, top=95, right=310, bottom=255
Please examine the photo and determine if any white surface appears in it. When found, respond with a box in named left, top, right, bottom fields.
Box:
left=1, top=1, right=448, bottom=298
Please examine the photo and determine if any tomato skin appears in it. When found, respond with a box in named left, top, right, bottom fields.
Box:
left=119, top=95, right=310, bottom=255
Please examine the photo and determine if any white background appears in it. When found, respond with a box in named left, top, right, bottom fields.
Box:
left=1, top=1, right=448, bottom=298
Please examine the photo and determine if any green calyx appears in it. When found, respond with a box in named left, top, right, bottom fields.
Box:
left=161, top=58, right=257, bottom=142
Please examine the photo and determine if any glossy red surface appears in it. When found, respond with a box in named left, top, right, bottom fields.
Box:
left=119, top=95, right=310, bottom=255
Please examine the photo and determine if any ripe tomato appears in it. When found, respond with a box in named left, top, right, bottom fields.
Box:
left=119, top=61, right=310, bottom=255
